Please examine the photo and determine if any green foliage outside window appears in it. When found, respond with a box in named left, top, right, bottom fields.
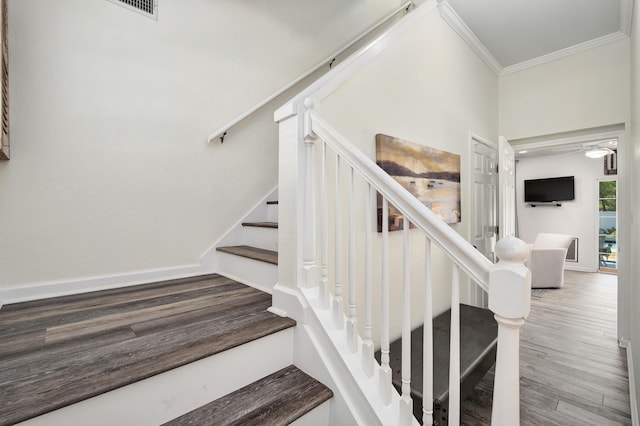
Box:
left=599, top=181, right=616, bottom=212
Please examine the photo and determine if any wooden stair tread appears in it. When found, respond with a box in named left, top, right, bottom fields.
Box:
left=163, top=365, right=332, bottom=426
left=242, top=221, right=278, bottom=229
left=376, top=303, right=497, bottom=423
left=0, top=275, right=295, bottom=426
left=217, top=245, right=278, bottom=265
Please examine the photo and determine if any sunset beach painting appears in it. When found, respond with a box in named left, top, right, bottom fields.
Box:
left=376, top=134, right=460, bottom=231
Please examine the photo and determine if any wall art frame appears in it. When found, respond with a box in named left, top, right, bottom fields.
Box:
left=375, top=133, right=461, bottom=231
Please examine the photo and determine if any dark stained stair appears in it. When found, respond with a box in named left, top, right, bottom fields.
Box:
left=216, top=245, right=278, bottom=265
left=376, top=303, right=498, bottom=426
left=242, top=221, right=278, bottom=228
left=162, top=365, right=333, bottom=426
left=0, top=274, right=297, bottom=426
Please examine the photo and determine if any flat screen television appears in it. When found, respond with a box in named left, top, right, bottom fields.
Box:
left=524, top=176, right=575, bottom=203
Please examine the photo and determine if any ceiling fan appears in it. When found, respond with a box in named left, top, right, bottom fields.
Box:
left=582, top=140, right=617, bottom=159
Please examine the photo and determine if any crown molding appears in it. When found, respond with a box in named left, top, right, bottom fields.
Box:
left=436, top=0, right=502, bottom=76
left=500, top=31, right=629, bottom=76
left=620, top=0, right=633, bottom=35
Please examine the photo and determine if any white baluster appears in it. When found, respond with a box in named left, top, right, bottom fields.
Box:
left=379, top=197, right=392, bottom=405
left=347, top=167, right=358, bottom=352
left=333, top=155, right=344, bottom=330
left=448, top=264, right=461, bottom=425
left=302, top=99, right=319, bottom=289
left=423, top=237, right=434, bottom=426
left=362, top=184, right=374, bottom=376
left=399, top=218, right=413, bottom=426
left=489, top=238, right=530, bottom=426
left=319, top=141, right=329, bottom=309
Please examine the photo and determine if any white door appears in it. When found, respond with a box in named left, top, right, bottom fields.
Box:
left=471, top=138, right=498, bottom=262
left=498, top=136, right=516, bottom=238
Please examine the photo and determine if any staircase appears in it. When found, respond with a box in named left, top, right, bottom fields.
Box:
left=0, top=199, right=333, bottom=426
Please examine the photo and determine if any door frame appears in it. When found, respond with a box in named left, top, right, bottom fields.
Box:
left=510, top=127, right=629, bottom=345
left=468, top=132, right=498, bottom=307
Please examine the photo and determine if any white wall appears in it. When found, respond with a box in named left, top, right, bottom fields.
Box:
left=310, top=6, right=499, bottom=337
left=0, top=0, right=402, bottom=290
left=516, top=152, right=612, bottom=272
left=499, top=38, right=630, bottom=141
left=498, top=30, right=632, bottom=348
left=629, top=0, right=640, bottom=417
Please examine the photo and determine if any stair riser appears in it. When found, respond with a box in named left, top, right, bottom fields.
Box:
left=216, top=252, right=278, bottom=293
left=242, top=226, right=278, bottom=251
left=18, top=328, right=294, bottom=426
left=267, top=203, right=278, bottom=222
left=290, top=400, right=331, bottom=426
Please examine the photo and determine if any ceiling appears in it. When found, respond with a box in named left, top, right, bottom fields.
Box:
left=438, top=0, right=631, bottom=158
left=442, top=0, right=632, bottom=73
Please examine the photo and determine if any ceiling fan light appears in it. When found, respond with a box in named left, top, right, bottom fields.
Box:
left=585, top=148, right=609, bottom=158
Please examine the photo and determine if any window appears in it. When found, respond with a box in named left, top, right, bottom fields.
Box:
left=598, top=180, right=617, bottom=273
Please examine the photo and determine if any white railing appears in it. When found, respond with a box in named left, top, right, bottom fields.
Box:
left=295, top=102, right=531, bottom=426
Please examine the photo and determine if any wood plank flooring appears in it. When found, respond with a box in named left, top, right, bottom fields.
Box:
left=162, top=365, right=332, bottom=426
left=216, top=245, right=278, bottom=265
left=462, top=271, right=631, bottom=425
left=0, top=274, right=295, bottom=426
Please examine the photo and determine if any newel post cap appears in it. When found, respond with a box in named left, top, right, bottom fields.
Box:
left=489, top=237, right=531, bottom=319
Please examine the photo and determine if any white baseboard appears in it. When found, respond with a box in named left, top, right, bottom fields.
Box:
left=564, top=265, right=597, bottom=273
left=0, top=263, right=205, bottom=306
left=624, top=340, right=639, bottom=426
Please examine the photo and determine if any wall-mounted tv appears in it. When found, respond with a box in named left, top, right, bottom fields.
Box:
left=524, top=176, right=575, bottom=203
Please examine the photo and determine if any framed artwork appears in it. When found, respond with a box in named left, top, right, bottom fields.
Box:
left=0, top=0, right=8, bottom=161
left=604, top=149, right=617, bottom=175
left=376, top=134, right=460, bottom=231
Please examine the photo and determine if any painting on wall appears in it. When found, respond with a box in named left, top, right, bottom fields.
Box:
left=0, top=0, right=9, bottom=161
left=604, top=149, right=617, bottom=175
left=376, top=134, right=460, bottom=231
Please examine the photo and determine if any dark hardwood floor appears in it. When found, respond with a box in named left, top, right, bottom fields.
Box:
left=462, top=271, right=632, bottom=425
left=0, top=274, right=295, bottom=426
left=162, top=365, right=332, bottom=426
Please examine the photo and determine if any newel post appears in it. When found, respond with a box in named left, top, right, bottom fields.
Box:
left=301, top=98, right=320, bottom=288
left=488, top=237, right=530, bottom=426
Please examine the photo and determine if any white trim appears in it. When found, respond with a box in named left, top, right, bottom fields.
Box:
left=468, top=132, right=498, bottom=307
left=436, top=0, right=502, bottom=76
left=274, top=0, right=438, bottom=123
left=0, top=187, right=279, bottom=307
left=0, top=263, right=204, bottom=305
left=623, top=340, right=639, bottom=426
left=620, top=0, right=634, bottom=36
left=501, top=32, right=629, bottom=76
left=511, top=129, right=625, bottom=152
left=563, top=265, right=596, bottom=273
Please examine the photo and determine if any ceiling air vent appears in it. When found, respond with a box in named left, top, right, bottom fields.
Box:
left=107, top=0, right=158, bottom=20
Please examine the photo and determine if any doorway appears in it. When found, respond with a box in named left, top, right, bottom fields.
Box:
left=598, top=179, right=617, bottom=274
left=510, top=127, right=628, bottom=344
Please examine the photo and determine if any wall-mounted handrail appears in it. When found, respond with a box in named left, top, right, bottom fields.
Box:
left=207, top=1, right=414, bottom=144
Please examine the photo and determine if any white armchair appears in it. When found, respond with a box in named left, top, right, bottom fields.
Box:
left=527, top=233, right=573, bottom=289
